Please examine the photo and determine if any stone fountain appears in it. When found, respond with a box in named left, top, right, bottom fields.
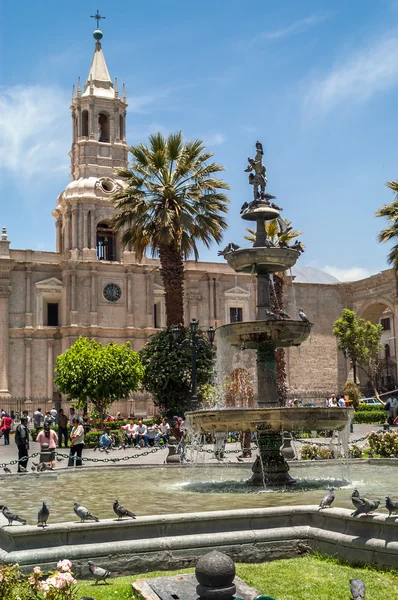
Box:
left=187, top=141, right=350, bottom=486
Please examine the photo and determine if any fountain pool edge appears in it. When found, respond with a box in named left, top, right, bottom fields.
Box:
left=1, top=505, right=397, bottom=576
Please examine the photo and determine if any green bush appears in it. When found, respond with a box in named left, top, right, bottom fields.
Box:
left=356, top=403, right=385, bottom=411
left=353, top=409, right=385, bottom=424
left=367, top=431, right=398, bottom=457
left=300, top=444, right=335, bottom=460
left=343, top=380, right=361, bottom=408
left=84, top=431, right=103, bottom=447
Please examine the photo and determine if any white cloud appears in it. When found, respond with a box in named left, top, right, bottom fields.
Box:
left=203, top=133, right=227, bottom=146
left=0, top=85, right=70, bottom=180
left=304, top=32, right=398, bottom=114
left=252, top=14, right=329, bottom=44
left=323, top=265, right=372, bottom=282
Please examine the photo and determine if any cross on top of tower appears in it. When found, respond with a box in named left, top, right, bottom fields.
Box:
left=90, top=10, right=106, bottom=29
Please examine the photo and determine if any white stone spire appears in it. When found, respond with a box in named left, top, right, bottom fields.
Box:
left=83, top=30, right=114, bottom=98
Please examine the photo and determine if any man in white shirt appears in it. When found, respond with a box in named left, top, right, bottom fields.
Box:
left=159, top=418, right=170, bottom=446
left=135, top=419, right=148, bottom=447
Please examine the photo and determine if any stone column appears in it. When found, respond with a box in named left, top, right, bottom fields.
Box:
left=145, top=269, right=154, bottom=327
left=25, top=267, right=32, bottom=327
left=208, top=276, right=215, bottom=323
left=47, top=340, right=54, bottom=399
left=78, top=205, right=83, bottom=249
left=90, top=267, right=98, bottom=326
left=83, top=210, right=89, bottom=249
left=64, top=211, right=71, bottom=251
left=71, top=208, right=78, bottom=250
left=56, top=219, right=62, bottom=253
left=24, top=338, right=32, bottom=399
left=0, top=286, right=11, bottom=396
left=70, top=271, right=78, bottom=325
left=90, top=212, right=96, bottom=250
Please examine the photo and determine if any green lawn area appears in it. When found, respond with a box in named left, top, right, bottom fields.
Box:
left=76, top=555, right=398, bottom=600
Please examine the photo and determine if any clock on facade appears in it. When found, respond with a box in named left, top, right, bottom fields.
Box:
left=103, top=283, right=122, bottom=302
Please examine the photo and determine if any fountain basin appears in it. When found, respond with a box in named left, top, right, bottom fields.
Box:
left=217, top=320, right=312, bottom=348
left=225, top=247, right=299, bottom=273
left=186, top=407, right=351, bottom=433
left=240, top=205, right=280, bottom=221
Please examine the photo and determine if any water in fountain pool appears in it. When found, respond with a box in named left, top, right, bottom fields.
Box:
left=1, top=463, right=397, bottom=524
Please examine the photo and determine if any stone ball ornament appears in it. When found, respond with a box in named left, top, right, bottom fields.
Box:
left=93, top=29, right=103, bottom=41
left=103, top=283, right=122, bottom=303
left=195, top=550, right=236, bottom=599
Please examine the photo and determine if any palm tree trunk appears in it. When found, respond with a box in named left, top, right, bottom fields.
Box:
left=158, top=244, right=185, bottom=326
left=271, top=273, right=288, bottom=406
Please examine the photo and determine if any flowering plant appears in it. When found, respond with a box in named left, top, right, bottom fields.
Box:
left=0, top=560, right=77, bottom=599
left=367, top=430, right=398, bottom=457
left=300, top=444, right=335, bottom=460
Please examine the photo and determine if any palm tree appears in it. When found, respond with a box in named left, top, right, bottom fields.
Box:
left=244, top=218, right=303, bottom=405
left=112, top=132, right=230, bottom=326
left=376, top=181, right=398, bottom=269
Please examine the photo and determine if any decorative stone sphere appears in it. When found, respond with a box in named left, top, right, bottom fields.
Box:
left=195, top=550, right=235, bottom=587
left=93, top=29, right=103, bottom=41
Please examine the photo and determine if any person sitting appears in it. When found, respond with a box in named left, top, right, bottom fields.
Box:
left=36, top=422, right=58, bottom=469
left=158, top=417, right=170, bottom=446
left=135, top=419, right=148, bottom=447
left=121, top=419, right=136, bottom=447
left=147, top=422, right=158, bottom=447
left=99, top=427, right=114, bottom=450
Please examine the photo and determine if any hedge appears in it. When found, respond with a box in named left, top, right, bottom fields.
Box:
left=353, top=409, right=386, bottom=424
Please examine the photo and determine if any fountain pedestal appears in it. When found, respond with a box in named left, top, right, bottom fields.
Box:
left=249, top=431, right=295, bottom=486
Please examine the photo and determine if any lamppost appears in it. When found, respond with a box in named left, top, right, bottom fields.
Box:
left=171, top=319, right=216, bottom=411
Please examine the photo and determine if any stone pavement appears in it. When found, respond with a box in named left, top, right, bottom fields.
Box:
left=0, top=424, right=384, bottom=474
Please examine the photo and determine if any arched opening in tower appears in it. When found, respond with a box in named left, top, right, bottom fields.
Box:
left=119, top=114, right=124, bottom=140
left=82, top=110, right=89, bottom=137
left=98, top=113, right=110, bottom=142
left=96, top=222, right=116, bottom=261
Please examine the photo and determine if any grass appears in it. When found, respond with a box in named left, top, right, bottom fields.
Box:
left=76, top=554, right=398, bottom=600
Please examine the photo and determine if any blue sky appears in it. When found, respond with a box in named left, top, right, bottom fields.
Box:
left=1, top=0, right=398, bottom=281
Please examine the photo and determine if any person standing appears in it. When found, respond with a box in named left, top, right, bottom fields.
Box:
left=50, top=406, right=58, bottom=425
left=22, top=410, right=31, bottom=429
left=68, top=417, right=84, bottom=467
left=390, top=395, right=398, bottom=422
left=15, top=416, right=30, bottom=472
left=33, top=408, right=43, bottom=430
left=0, top=412, right=12, bottom=445
left=36, top=423, right=58, bottom=469
left=57, top=408, right=69, bottom=448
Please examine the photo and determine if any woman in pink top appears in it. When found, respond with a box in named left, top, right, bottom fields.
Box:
left=36, top=422, right=58, bottom=469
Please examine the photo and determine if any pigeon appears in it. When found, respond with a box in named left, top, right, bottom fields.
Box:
left=350, top=578, right=366, bottom=600
left=270, top=202, right=282, bottom=211
left=217, top=242, right=240, bottom=257
left=37, top=502, right=49, bottom=528
left=277, top=227, right=292, bottom=236
left=278, top=240, right=289, bottom=249
left=32, top=462, right=39, bottom=468
left=38, top=462, right=47, bottom=472
left=2, top=505, right=27, bottom=526
left=113, top=499, right=136, bottom=520
left=56, top=456, right=64, bottom=462
left=93, top=446, right=98, bottom=452
left=278, top=309, right=291, bottom=319
left=88, top=561, right=110, bottom=585
left=291, top=240, right=305, bottom=254
left=351, top=497, right=380, bottom=517
left=31, top=465, right=37, bottom=472
left=264, top=309, right=277, bottom=319
left=319, top=488, right=335, bottom=509
left=3, top=467, right=11, bottom=474
left=385, top=496, right=398, bottom=516
left=74, top=502, right=99, bottom=523
left=240, top=202, right=249, bottom=213
left=298, top=308, right=310, bottom=323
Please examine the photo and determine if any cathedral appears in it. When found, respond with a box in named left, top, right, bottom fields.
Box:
left=1, top=29, right=397, bottom=411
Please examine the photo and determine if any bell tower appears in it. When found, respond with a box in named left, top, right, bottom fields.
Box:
left=53, top=22, right=129, bottom=261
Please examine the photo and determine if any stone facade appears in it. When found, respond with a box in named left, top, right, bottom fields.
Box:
left=1, top=33, right=397, bottom=409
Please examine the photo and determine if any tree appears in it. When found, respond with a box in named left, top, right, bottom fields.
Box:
left=333, top=309, right=382, bottom=394
left=244, top=218, right=304, bottom=405
left=376, top=180, right=398, bottom=269
left=54, top=337, right=145, bottom=427
left=343, top=380, right=361, bottom=409
left=112, top=131, right=230, bottom=326
left=140, top=327, right=215, bottom=416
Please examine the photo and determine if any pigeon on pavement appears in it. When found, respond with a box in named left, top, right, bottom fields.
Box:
left=3, top=467, right=11, bottom=473
left=350, top=578, right=366, bottom=599
left=385, top=496, right=398, bottom=516
left=298, top=308, right=310, bottom=323
left=37, top=502, right=50, bottom=528
left=319, top=488, right=335, bottom=509
left=2, top=505, right=27, bottom=526
left=88, top=561, right=110, bottom=585
left=113, top=500, right=136, bottom=520
left=74, top=502, right=99, bottom=523
left=31, top=465, right=37, bottom=472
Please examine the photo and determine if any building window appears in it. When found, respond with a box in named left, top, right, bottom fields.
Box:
left=98, top=113, right=110, bottom=142
left=82, top=110, right=89, bottom=136
left=96, top=222, right=116, bottom=261
left=119, top=114, right=124, bottom=140
left=154, top=304, right=160, bottom=328
left=381, top=317, right=391, bottom=331
left=47, top=303, right=59, bottom=327
left=230, top=307, right=243, bottom=323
